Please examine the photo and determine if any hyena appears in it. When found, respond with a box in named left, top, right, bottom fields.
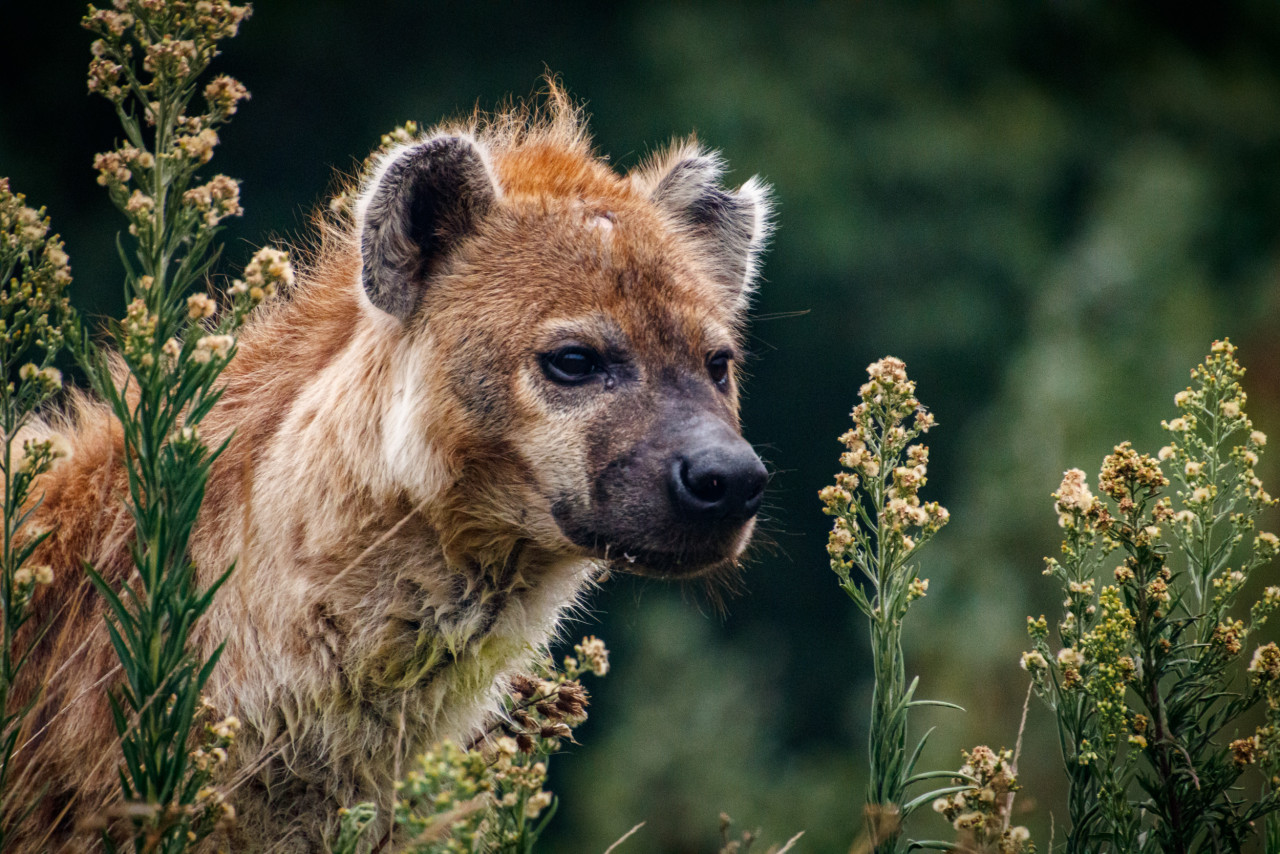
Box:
left=11, top=90, right=771, bottom=851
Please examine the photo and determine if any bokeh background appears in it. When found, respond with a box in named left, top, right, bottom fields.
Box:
left=5, top=1, right=1280, bottom=850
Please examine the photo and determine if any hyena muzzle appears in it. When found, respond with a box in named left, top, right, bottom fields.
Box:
left=10, top=90, right=772, bottom=851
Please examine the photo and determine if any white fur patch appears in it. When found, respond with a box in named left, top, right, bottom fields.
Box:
left=383, top=346, right=451, bottom=503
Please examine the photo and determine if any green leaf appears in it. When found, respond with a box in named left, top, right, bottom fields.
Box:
left=902, top=783, right=972, bottom=816
left=904, top=699, right=965, bottom=712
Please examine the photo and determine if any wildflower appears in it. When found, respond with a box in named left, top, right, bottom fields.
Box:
left=1067, top=580, right=1094, bottom=597
left=827, top=521, right=854, bottom=559
left=87, top=55, right=124, bottom=98
left=192, top=332, right=232, bottom=363
left=1057, top=647, right=1084, bottom=669
left=867, top=356, right=908, bottom=384
left=1250, top=643, right=1280, bottom=682
left=1018, top=655, right=1049, bottom=676
left=187, top=293, right=217, bottom=320
left=204, top=74, right=249, bottom=117
left=1212, top=620, right=1245, bottom=657
left=143, top=37, right=199, bottom=78
left=1258, top=532, right=1279, bottom=557
left=32, top=565, right=54, bottom=586
left=525, top=789, right=553, bottom=819
left=240, top=246, right=294, bottom=302
left=1252, top=430, right=1268, bottom=447
left=93, top=150, right=132, bottom=186
left=574, top=636, right=609, bottom=677
left=125, top=190, right=154, bottom=215
left=907, top=577, right=928, bottom=601
left=1231, top=736, right=1260, bottom=767
left=1174, top=390, right=1193, bottom=407
left=1223, top=400, right=1241, bottom=418
left=1128, top=735, right=1147, bottom=750
left=1184, top=461, right=1203, bottom=478
left=12, top=567, right=33, bottom=587
left=1166, top=418, right=1190, bottom=432
left=1061, top=666, right=1082, bottom=690
left=177, top=128, right=220, bottom=164
left=85, top=7, right=134, bottom=37
left=819, top=485, right=852, bottom=511
left=1147, top=577, right=1171, bottom=606
left=1158, top=445, right=1175, bottom=461
left=893, top=465, right=922, bottom=491
left=183, top=174, right=242, bottom=227
left=1055, top=469, right=1094, bottom=518
left=1100, top=442, right=1169, bottom=502
left=211, top=715, right=240, bottom=740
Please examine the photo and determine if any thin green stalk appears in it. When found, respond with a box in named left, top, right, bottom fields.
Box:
left=80, top=1, right=263, bottom=849
left=0, top=178, right=75, bottom=845
left=822, top=357, right=951, bottom=852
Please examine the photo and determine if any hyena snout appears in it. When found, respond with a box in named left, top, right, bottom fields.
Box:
left=670, top=434, right=767, bottom=524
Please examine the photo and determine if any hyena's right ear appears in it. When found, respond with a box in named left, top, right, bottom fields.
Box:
left=632, top=143, right=773, bottom=314
left=356, top=134, right=500, bottom=322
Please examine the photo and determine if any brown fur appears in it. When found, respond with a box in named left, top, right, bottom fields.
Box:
left=8, top=87, right=771, bottom=851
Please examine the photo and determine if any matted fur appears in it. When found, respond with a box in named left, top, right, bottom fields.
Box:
left=8, top=84, right=771, bottom=851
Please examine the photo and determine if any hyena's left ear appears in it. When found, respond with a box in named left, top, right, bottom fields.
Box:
left=356, top=134, right=500, bottom=321
left=635, top=145, right=773, bottom=312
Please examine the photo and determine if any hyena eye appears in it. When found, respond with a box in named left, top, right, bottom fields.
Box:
left=543, top=346, right=605, bottom=385
left=708, top=352, right=732, bottom=389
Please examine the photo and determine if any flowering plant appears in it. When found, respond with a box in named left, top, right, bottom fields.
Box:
left=0, top=178, right=76, bottom=848
left=77, top=1, right=294, bottom=849
left=821, top=357, right=966, bottom=852
left=337, top=637, right=610, bottom=854
left=1023, top=340, right=1279, bottom=853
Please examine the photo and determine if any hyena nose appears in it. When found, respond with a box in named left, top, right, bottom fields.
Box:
left=671, top=443, right=768, bottom=523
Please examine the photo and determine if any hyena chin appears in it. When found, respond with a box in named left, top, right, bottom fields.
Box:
left=12, top=88, right=772, bottom=851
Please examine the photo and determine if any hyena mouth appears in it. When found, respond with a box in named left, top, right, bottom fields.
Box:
left=604, top=530, right=757, bottom=579
left=553, top=440, right=768, bottom=578
left=557, top=521, right=758, bottom=579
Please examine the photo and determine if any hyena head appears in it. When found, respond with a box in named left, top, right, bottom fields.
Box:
left=355, top=104, right=771, bottom=581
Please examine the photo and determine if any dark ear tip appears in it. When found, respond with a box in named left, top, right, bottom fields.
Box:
left=404, top=134, right=488, bottom=174
left=358, top=135, right=492, bottom=217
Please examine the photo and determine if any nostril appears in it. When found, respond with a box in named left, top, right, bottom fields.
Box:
left=672, top=449, right=768, bottom=523
left=681, top=459, right=729, bottom=504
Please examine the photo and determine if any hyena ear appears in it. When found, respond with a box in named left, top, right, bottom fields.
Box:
left=637, top=146, right=773, bottom=311
left=356, top=134, right=499, bottom=321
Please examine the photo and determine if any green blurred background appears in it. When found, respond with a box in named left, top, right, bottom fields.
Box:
left=4, top=1, right=1280, bottom=850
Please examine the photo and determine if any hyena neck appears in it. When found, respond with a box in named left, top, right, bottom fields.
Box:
left=198, top=297, right=595, bottom=756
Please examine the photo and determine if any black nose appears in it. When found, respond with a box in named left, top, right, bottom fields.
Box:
left=670, top=443, right=767, bottom=523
